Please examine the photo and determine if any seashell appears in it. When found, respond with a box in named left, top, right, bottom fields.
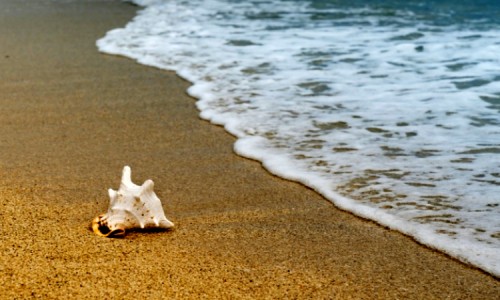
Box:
left=92, top=166, right=174, bottom=238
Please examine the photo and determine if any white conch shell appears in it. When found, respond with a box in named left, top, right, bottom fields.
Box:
left=92, top=166, right=174, bottom=237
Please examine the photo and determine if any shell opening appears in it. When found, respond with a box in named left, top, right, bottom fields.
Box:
left=92, top=215, right=126, bottom=238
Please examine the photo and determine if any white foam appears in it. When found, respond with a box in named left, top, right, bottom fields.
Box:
left=98, top=0, right=500, bottom=277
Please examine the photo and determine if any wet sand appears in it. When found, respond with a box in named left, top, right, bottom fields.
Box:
left=0, top=0, right=498, bottom=298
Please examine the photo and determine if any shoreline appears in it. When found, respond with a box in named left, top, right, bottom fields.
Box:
left=0, top=0, right=498, bottom=298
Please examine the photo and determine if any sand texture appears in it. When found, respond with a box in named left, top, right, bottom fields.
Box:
left=0, top=0, right=498, bottom=298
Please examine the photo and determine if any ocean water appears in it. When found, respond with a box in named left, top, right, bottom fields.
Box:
left=98, top=0, right=500, bottom=276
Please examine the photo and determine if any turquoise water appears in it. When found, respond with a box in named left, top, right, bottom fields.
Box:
left=99, top=0, right=500, bottom=276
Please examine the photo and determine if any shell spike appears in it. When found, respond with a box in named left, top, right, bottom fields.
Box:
left=141, top=179, right=155, bottom=194
left=108, top=188, right=117, bottom=200
left=108, top=188, right=119, bottom=206
left=160, top=219, right=175, bottom=229
left=120, top=165, right=133, bottom=186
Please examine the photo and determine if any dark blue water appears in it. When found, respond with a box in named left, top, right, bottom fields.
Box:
left=307, top=0, right=500, bottom=27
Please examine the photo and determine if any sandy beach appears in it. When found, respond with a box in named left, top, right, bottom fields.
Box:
left=0, top=0, right=498, bottom=298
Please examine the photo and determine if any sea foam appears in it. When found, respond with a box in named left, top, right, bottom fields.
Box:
left=98, top=0, right=500, bottom=277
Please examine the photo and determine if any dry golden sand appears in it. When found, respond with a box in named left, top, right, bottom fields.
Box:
left=0, top=0, right=498, bottom=298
